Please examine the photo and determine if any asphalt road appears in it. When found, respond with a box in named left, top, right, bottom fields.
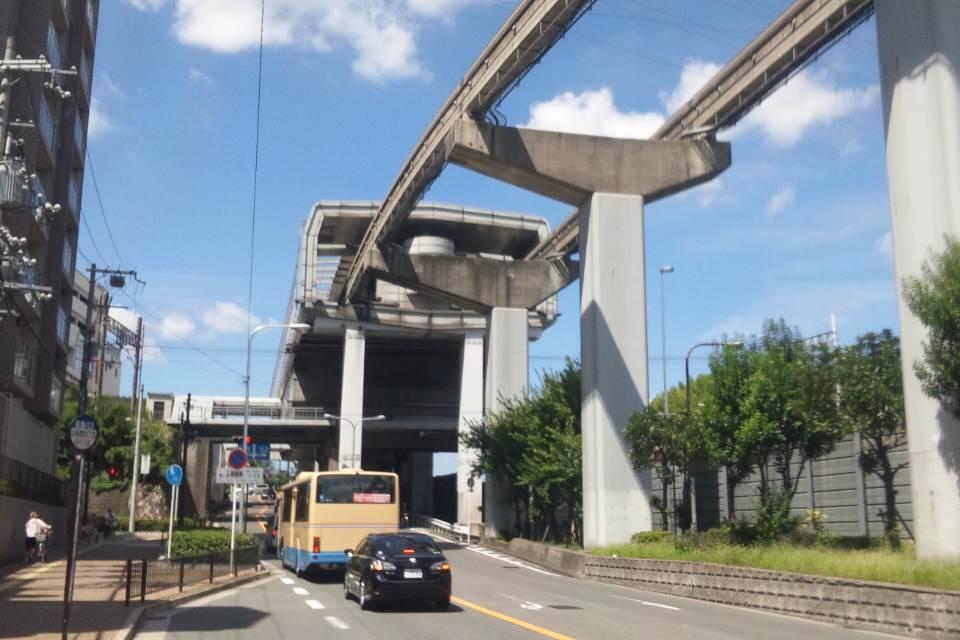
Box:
left=136, top=535, right=899, bottom=640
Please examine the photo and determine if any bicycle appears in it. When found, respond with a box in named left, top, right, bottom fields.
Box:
left=34, top=528, right=51, bottom=564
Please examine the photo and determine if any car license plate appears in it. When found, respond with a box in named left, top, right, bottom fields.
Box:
left=403, top=569, right=423, bottom=579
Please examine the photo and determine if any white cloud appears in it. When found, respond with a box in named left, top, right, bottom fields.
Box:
left=88, top=98, right=114, bottom=139
left=171, top=0, right=447, bottom=82
left=156, top=312, right=197, bottom=340
left=660, top=59, right=721, bottom=114
left=101, top=74, right=126, bottom=99
left=127, top=0, right=166, bottom=10
left=765, top=185, right=795, bottom=216
left=524, top=87, right=664, bottom=139
left=738, top=70, right=880, bottom=147
left=188, top=67, right=216, bottom=87
left=876, top=231, right=893, bottom=258
left=201, top=301, right=259, bottom=334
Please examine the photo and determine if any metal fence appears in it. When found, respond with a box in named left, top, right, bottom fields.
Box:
left=0, top=454, right=66, bottom=507
left=124, top=546, right=260, bottom=606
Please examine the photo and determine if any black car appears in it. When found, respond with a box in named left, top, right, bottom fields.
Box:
left=344, top=533, right=451, bottom=611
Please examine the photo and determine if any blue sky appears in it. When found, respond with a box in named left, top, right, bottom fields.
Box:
left=85, top=0, right=896, bottom=404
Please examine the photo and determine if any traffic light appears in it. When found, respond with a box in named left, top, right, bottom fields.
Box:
left=108, top=466, right=118, bottom=479
left=246, top=435, right=252, bottom=446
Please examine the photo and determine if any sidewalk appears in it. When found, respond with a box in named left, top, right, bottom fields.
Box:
left=0, top=533, right=164, bottom=639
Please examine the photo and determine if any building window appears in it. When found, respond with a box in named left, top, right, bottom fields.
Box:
left=152, top=401, right=165, bottom=420
left=50, top=377, right=63, bottom=414
left=62, top=241, right=75, bottom=275
left=14, top=333, right=38, bottom=387
left=56, top=307, right=68, bottom=344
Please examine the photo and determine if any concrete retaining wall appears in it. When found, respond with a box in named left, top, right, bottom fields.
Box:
left=0, top=495, right=66, bottom=565
left=491, top=537, right=960, bottom=640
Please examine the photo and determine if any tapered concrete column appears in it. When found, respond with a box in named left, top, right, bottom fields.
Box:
left=876, top=0, right=960, bottom=559
left=457, top=331, right=485, bottom=524
left=581, top=193, right=652, bottom=548
left=338, top=327, right=366, bottom=469
left=410, top=452, right=435, bottom=515
left=483, top=307, right=528, bottom=537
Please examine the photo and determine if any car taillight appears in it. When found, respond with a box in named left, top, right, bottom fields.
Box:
left=313, top=537, right=320, bottom=553
left=371, top=559, right=397, bottom=572
left=402, top=548, right=415, bottom=555
left=430, top=561, right=450, bottom=571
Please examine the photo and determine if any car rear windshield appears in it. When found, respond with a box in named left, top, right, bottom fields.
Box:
left=372, top=536, right=442, bottom=556
left=315, top=475, right=396, bottom=504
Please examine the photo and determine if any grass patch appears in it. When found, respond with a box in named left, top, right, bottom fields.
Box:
left=594, top=540, right=960, bottom=592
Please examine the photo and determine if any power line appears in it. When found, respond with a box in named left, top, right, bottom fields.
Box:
left=85, top=148, right=124, bottom=266
left=246, top=0, right=266, bottom=350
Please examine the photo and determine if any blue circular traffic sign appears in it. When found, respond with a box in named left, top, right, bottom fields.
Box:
left=165, top=464, right=183, bottom=486
left=227, top=447, right=248, bottom=470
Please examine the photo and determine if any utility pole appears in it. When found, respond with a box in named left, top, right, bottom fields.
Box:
left=178, top=393, right=191, bottom=525
left=130, top=317, right=143, bottom=411
left=94, top=291, right=110, bottom=401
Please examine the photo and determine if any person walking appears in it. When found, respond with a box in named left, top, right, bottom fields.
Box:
left=24, top=512, right=52, bottom=563
left=105, top=508, right=117, bottom=538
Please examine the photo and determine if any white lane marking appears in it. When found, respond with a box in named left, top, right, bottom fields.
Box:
left=281, top=577, right=295, bottom=585
left=466, top=545, right=559, bottom=577
left=521, top=601, right=544, bottom=610
left=293, top=587, right=309, bottom=596
left=305, top=599, right=326, bottom=610
left=325, top=616, right=350, bottom=630
left=614, top=595, right=681, bottom=611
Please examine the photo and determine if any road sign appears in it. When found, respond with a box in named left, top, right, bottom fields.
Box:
left=249, top=443, right=270, bottom=462
left=216, top=466, right=264, bottom=485
left=140, top=454, right=151, bottom=476
left=165, top=464, right=183, bottom=486
left=227, top=447, right=248, bottom=470
left=69, top=416, right=98, bottom=451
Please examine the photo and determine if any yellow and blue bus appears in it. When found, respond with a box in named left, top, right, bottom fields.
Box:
left=277, top=470, right=399, bottom=574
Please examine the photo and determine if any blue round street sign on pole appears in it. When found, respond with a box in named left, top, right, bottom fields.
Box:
left=227, top=448, right=248, bottom=470
left=165, top=464, right=183, bottom=486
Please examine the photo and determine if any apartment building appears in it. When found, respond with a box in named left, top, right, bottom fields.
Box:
left=68, top=269, right=121, bottom=398
left=0, top=0, right=100, bottom=562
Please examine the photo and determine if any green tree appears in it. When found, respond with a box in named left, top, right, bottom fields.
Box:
left=701, top=341, right=757, bottom=521
left=461, top=359, right=582, bottom=543
left=58, top=390, right=174, bottom=491
left=903, top=236, right=960, bottom=418
left=740, top=320, right=841, bottom=505
left=625, top=407, right=715, bottom=534
left=836, top=330, right=907, bottom=540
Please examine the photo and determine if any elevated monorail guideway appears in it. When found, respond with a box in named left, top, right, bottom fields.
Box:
left=337, top=0, right=597, bottom=304
left=526, top=0, right=876, bottom=261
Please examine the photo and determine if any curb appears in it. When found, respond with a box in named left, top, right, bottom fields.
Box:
left=114, top=566, right=271, bottom=640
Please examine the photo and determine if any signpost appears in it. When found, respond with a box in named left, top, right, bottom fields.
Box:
left=226, top=446, right=248, bottom=575
left=249, top=442, right=270, bottom=462
left=62, top=416, right=97, bottom=636
left=165, top=464, right=183, bottom=558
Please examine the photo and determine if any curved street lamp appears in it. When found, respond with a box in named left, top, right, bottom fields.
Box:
left=323, top=413, right=386, bottom=469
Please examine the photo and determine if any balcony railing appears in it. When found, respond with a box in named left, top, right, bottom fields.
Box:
left=46, top=25, right=64, bottom=70
left=0, top=454, right=66, bottom=507
left=38, top=96, right=57, bottom=160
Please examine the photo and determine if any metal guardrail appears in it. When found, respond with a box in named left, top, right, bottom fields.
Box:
left=408, top=513, right=474, bottom=544
left=205, top=405, right=328, bottom=421
left=124, top=546, right=260, bottom=606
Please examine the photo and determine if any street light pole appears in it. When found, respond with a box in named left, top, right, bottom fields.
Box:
left=659, top=265, right=674, bottom=414
left=240, top=322, right=310, bottom=530
left=324, top=413, right=386, bottom=469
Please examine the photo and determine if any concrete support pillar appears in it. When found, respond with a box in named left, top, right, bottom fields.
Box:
left=409, top=452, right=434, bottom=516
left=483, top=307, right=528, bottom=537
left=580, top=192, right=652, bottom=548
left=457, top=331, right=485, bottom=524
left=876, top=0, right=960, bottom=558
left=338, top=327, right=366, bottom=469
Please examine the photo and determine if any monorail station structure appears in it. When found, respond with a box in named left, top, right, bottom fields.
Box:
left=166, top=202, right=559, bottom=529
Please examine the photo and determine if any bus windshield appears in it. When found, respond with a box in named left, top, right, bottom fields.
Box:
left=316, top=474, right=396, bottom=504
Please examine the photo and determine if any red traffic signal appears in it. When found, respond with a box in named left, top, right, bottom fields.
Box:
left=245, top=436, right=252, bottom=445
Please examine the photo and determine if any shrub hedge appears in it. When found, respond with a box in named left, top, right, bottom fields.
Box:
left=171, top=529, right=255, bottom=557
left=116, top=516, right=204, bottom=531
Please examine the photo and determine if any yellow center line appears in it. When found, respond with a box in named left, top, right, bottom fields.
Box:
left=451, top=596, right=577, bottom=640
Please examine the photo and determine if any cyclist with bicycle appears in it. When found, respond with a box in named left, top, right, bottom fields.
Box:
left=24, top=511, right=52, bottom=564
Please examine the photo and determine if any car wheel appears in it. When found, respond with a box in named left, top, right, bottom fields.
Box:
left=343, top=575, right=351, bottom=600
left=359, top=579, right=371, bottom=610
